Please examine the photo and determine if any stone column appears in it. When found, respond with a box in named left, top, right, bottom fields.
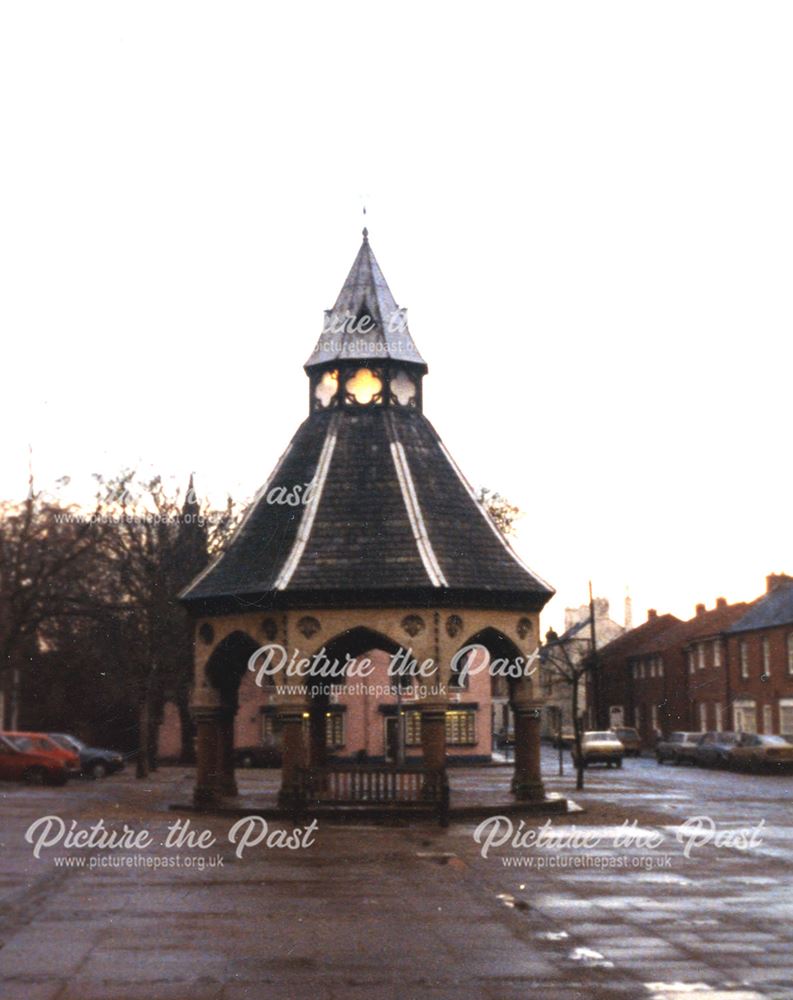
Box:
left=512, top=702, right=545, bottom=800
left=218, top=708, right=238, bottom=797
left=193, top=706, right=223, bottom=808
left=277, top=704, right=307, bottom=809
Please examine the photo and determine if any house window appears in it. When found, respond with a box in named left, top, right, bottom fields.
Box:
left=697, top=643, right=706, bottom=670
left=714, top=702, right=723, bottom=730
left=405, top=711, right=422, bottom=746
left=787, top=635, right=793, bottom=675
left=445, top=710, right=476, bottom=745
left=762, top=637, right=771, bottom=677
left=698, top=702, right=707, bottom=732
left=780, top=700, right=793, bottom=739
left=714, top=640, right=723, bottom=667
left=651, top=704, right=659, bottom=732
left=734, top=700, right=757, bottom=734
left=635, top=704, right=643, bottom=733
left=740, top=641, right=749, bottom=678
left=657, top=657, right=664, bottom=678
left=325, top=712, right=345, bottom=748
left=762, top=704, right=773, bottom=734
left=649, top=659, right=656, bottom=678
left=688, top=651, right=696, bottom=674
left=639, top=663, right=645, bottom=679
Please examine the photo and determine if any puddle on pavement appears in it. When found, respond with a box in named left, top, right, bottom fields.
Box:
left=568, top=946, right=614, bottom=969
left=495, top=892, right=529, bottom=911
left=645, top=984, right=765, bottom=1000
left=635, top=873, right=692, bottom=886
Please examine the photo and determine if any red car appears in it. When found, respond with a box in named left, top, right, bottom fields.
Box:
left=4, top=731, right=81, bottom=778
left=0, top=734, right=68, bottom=785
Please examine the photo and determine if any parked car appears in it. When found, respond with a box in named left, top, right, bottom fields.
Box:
left=48, top=733, right=126, bottom=778
left=4, top=732, right=81, bottom=779
left=572, top=731, right=624, bottom=768
left=726, top=734, right=793, bottom=772
left=656, top=731, right=702, bottom=766
left=693, top=731, right=740, bottom=768
left=0, top=734, right=68, bottom=785
left=611, top=726, right=641, bottom=757
left=234, top=745, right=282, bottom=768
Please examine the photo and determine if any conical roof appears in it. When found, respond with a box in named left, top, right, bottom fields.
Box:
left=181, top=235, right=553, bottom=615
left=304, top=230, right=426, bottom=371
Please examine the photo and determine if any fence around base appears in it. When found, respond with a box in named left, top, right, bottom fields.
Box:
left=294, top=763, right=450, bottom=827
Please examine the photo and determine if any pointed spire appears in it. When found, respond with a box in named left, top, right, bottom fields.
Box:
left=182, top=473, right=200, bottom=518
left=304, top=232, right=426, bottom=371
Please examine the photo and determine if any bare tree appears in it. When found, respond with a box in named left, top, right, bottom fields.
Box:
left=0, top=479, right=107, bottom=727
left=541, top=625, right=598, bottom=791
left=93, top=472, right=239, bottom=775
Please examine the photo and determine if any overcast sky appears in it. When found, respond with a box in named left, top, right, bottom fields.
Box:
left=1, top=2, right=791, bottom=631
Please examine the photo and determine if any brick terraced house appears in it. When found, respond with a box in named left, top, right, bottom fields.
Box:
left=592, top=574, right=793, bottom=747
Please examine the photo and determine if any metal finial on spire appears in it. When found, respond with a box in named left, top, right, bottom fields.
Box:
left=362, top=226, right=369, bottom=240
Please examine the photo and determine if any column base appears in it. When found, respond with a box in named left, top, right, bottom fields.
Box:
left=220, top=777, right=239, bottom=797
left=511, top=775, right=546, bottom=801
left=193, top=785, right=221, bottom=809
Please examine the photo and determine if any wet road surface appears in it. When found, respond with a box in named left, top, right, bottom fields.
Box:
left=0, top=749, right=790, bottom=999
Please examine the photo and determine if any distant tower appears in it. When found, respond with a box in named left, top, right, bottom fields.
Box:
left=624, top=588, right=633, bottom=630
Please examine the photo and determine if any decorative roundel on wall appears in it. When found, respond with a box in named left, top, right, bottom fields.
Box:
left=401, top=614, right=425, bottom=638
left=445, top=614, right=463, bottom=638
left=261, top=618, right=278, bottom=642
left=297, top=616, right=321, bottom=639
left=517, top=617, right=533, bottom=640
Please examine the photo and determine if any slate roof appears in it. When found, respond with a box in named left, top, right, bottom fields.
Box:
left=727, top=583, right=793, bottom=634
left=181, top=236, right=553, bottom=615
left=304, top=230, right=427, bottom=371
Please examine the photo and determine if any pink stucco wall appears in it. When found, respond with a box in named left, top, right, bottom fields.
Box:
left=159, top=646, right=495, bottom=762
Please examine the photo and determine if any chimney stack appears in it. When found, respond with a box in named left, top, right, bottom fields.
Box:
left=647, top=608, right=657, bottom=620
left=767, top=573, right=793, bottom=593
left=695, top=603, right=706, bottom=617
left=716, top=596, right=727, bottom=609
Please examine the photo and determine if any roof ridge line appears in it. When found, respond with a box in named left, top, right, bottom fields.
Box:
left=385, top=411, right=447, bottom=588
left=178, top=427, right=300, bottom=601
left=435, top=437, right=555, bottom=597
left=274, top=412, right=341, bottom=591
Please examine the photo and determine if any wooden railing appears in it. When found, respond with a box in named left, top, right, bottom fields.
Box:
left=294, top=764, right=449, bottom=826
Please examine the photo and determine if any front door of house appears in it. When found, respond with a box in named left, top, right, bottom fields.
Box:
left=385, top=717, right=399, bottom=762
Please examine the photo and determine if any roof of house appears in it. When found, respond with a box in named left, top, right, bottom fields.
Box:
left=599, top=601, right=752, bottom=663
left=181, top=235, right=554, bottom=615
left=673, top=601, right=752, bottom=645
left=598, top=613, right=682, bottom=662
left=726, top=583, right=793, bottom=634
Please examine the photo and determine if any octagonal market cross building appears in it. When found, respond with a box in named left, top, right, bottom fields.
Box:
left=180, top=229, right=555, bottom=813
